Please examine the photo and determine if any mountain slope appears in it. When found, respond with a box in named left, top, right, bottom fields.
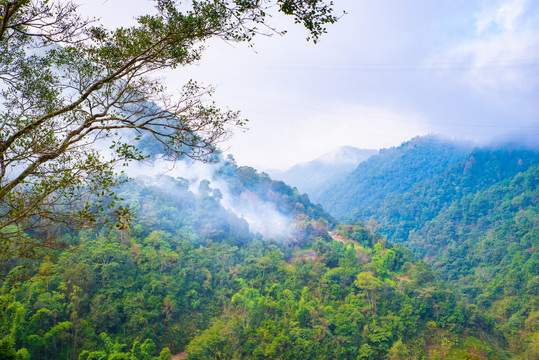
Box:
left=0, top=155, right=512, bottom=359
left=314, top=136, right=472, bottom=220
left=269, top=146, right=377, bottom=196
left=327, top=141, right=538, bottom=242
left=2, top=136, right=537, bottom=359
left=405, top=162, right=539, bottom=356
left=308, top=136, right=539, bottom=357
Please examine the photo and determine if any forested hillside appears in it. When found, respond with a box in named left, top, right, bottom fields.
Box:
left=186, top=229, right=505, bottom=359
left=315, top=136, right=539, bottom=245
left=0, top=208, right=509, bottom=359
left=0, top=158, right=335, bottom=359
left=408, top=164, right=539, bottom=356
left=215, top=156, right=337, bottom=233
left=0, top=155, right=523, bottom=359
left=312, top=136, right=472, bottom=220
left=311, top=136, right=539, bottom=357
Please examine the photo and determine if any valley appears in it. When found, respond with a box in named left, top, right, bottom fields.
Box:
left=1, top=0, right=537, bottom=358
left=1, top=135, right=537, bottom=359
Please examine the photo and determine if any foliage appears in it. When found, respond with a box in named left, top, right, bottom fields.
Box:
left=216, top=155, right=336, bottom=228
left=0, top=225, right=506, bottom=359
left=314, top=136, right=539, bottom=357
left=2, top=118, right=537, bottom=359
left=0, top=159, right=515, bottom=359
left=0, top=0, right=338, bottom=269
left=186, top=236, right=503, bottom=360
left=314, top=135, right=472, bottom=223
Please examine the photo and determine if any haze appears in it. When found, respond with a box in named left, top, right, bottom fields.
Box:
left=79, top=0, right=539, bottom=170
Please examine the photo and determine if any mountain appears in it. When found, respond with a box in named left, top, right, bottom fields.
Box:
left=313, top=136, right=473, bottom=219
left=268, top=146, right=377, bottom=196
left=0, top=151, right=514, bottom=359
left=0, top=181, right=508, bottom=360
left=2, top=136, right=538, bottom=359
left=316, top=136, right=539, bottom=243
left=308, top=135, right=539, bottom=356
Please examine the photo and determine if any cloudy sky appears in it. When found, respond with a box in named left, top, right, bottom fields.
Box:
left=82, top=0, right=539, bottom=170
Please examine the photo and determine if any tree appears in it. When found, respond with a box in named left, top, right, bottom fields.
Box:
left=0, top=336, right=17, bottom=360
left=354, top=271, right=383, bottom=314
left=0, top=0, right=338, bottom=268
left=388, top=339, right=409, bottom=360
left=366, top=218, right=379, bottom=246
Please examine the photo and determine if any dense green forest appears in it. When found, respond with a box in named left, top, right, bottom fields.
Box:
left=0, top=158, right=336, bottom=359
left=0, top=193, right=507, bottom=359
left=5, top=0, right=536, bottom=359
left=311, top=136, right=474, bottom=221
left=1, top=138, right=538, bottom=359
left=313, top=136, right=539, bottom=358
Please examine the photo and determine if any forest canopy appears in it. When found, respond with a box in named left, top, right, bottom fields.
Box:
left=0, top=0, right=338, bottom=265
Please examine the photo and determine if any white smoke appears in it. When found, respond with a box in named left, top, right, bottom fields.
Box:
left=122, top=158, right=292, bottom=238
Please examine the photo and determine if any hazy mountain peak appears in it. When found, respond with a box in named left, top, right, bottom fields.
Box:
left=316, top=146, right=379, bottom=165
left=268, top=146, right=378, bottom=196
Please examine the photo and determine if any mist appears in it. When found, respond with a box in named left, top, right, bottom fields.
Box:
left=122, top=157, right=292, bottom=239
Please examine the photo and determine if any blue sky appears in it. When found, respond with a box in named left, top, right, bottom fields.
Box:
left=82, top=0, right=539, bottom=170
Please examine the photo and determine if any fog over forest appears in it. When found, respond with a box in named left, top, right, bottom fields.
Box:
left=0, top=0, right=538, bottom=359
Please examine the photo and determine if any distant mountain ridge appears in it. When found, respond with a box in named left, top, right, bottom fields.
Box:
left=306, top=135, right=539, bottom=356
left=315, top=136, right=539, bottom=238
left=312, top=135, right=473, bottom=213
left=268, top=146, right=377, bottom=195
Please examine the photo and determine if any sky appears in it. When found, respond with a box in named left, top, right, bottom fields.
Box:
left=79, top=0, right=539, bottom=170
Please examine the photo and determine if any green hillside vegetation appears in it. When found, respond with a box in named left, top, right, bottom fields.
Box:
left=1, top=137, right=537, bottom=359
left=313, top=136, right=472, bottom=221
left=313, top=136, right=539, bottom=358
left=186, top=233, right=504, bottom=359
left=408, top=165, right=539, bottom=356
left=0, top=220, right=508, bottom=359
left=317, top=137, right=539, bottom=247
left=0, top=160, right=332, bottom=358
left=0, top=157, right=519, bottom=359
left=216, top=157, right=336, bottom=225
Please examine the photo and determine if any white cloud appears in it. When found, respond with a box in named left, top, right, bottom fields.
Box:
left=451, top=30, right=539, bottom=88
left=476, top=0, right=529, bottom=33
left=443, top=0, right=539, bottom=90
left=228, top=103, right=431, bottom=170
